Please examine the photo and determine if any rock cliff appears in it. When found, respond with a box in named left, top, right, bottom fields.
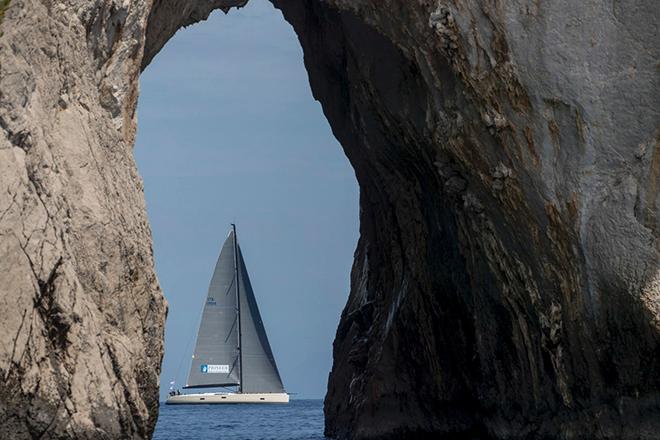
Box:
left=273, top=1, right=659, bottom=438
left=0, top=0, right=167, bottom=438
left=0, top=0, right=658, bottom=439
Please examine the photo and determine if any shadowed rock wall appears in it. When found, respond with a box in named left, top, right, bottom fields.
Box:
left=0, top=0, right=658, bottom=438
left=271, top=1, right=659, bottom=438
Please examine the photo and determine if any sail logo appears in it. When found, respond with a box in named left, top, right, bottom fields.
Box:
left=200, top=364, right=229, bottom=374
left=206, top=297, right=217, bottom=306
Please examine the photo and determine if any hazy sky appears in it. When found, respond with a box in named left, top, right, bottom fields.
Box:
left=134, top=0, right=359, bottom=401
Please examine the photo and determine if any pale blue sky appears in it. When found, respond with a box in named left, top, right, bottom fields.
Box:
left=134, top=0, right=358, bottom=401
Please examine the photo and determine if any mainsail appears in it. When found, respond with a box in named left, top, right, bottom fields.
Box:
left=186, top=232, right=241, bottom=388
left=185, top=228, right=285, bottom=393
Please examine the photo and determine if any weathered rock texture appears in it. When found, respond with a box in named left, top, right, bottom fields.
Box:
left=0, top=0, right=252, bottom=437
left=0, top=0, right=169, bottom=438
left=274, top=1, right=660, bottom=439
left=0, top=0, right=658, bottom=439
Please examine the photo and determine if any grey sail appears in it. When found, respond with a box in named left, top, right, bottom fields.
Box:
left=236, top=245, right=285, bottom=393
left=185, top=227, right=285, bottom=394
left=185, top=232, right=241, bottom=388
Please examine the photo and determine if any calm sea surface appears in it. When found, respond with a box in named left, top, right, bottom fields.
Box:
left=154, top=399, right=326, bottom=440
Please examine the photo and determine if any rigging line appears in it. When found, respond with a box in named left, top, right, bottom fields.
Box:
left=232, top=223, right=244, bottom=393
left=174, top=315, right=198, bottom=387
left=173, top=239, right=223, bottom=387
left=224, top=274, right=235, bottom=297
left=225, top=314, right=238, bottom=343
left=228, top=357, right=239, bottom=376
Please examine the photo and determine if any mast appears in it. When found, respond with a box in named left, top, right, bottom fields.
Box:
left=232, top=223, right=244, bottom=393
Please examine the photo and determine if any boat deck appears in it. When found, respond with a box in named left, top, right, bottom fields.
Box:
left=166, top=392, right=290, bottom=404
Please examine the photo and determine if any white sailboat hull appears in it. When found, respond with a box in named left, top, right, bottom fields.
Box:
left=166, top=392, right=289, bottom=404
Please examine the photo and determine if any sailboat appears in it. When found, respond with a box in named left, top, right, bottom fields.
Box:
left=166, top=224, right=289, bottom=404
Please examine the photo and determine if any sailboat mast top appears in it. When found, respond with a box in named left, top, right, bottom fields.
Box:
left=232, top=223, right=244, bottom=393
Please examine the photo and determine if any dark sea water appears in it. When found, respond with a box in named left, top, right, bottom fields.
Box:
left=154, top=399, right=326, bottom=440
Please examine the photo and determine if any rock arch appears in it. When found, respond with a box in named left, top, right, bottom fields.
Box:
left=0, top=0, right=658, bottom=438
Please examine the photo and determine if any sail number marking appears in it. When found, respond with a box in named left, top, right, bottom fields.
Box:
left=200, top=364, right=230, bottom=374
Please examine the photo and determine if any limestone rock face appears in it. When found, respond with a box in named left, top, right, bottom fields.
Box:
left=271, top=1, right=660, bottom=438
left=0, top=0, right=249, bottom=437
left=0, top=0, right=658, bottom=439
left=0, top=0, right=165, bottom=438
